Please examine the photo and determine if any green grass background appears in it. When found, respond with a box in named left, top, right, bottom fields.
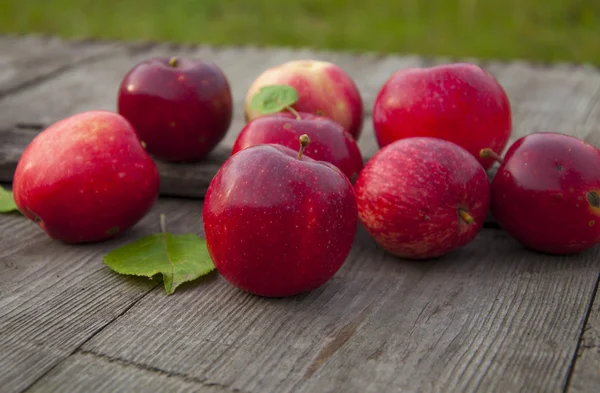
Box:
left=1, top=0, right=598, bottom=64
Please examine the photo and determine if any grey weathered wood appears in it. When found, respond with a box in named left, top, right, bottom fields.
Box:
left=0, top=35, right=122, bottom=98
left=0, top=198, right=205, bottom=393
left=1, top=38, right=599, bottom=202
left=2, top=35, right=600, bottom=392
left=25, top=352, right=230, bottom=393
left=484, top=61, right=600, bottom=151
left=567, top=281, right=600, bottom=392
left=78, top=225, right=600, bottom=393
left=0, top=123, right=242, bottom=199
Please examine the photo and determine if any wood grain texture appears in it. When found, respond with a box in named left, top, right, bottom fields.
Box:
left=80, top=223, right=600, bottom=393
left=0, top=38, right=404, bottom=196
left=1, top=37, right=599, bottom=202
left=0, top=35, right=121, bottom=98
left=25, top=352, right=231, bottom=393
left=567, top=279, right=600, bottom=392
left=0, top=122, right=242, bottom=199
left=0, top=198, right=205, bottom=393
left=2, top=36, right=600, bottom=392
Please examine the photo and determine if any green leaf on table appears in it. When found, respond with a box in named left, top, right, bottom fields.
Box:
left=0, top=186, right=19, bottom=213
left=103, top=215, right=215, bottom=295
left=250, top=84, right=299, bottom=115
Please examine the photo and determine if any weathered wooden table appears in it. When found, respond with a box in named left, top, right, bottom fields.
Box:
left=1, top=34, right=599, bottom=393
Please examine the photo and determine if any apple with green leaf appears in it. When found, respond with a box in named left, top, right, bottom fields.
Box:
left=355, top=136, right=490, bottom=259
left=203, top=134, right=358, bottom=297
left=481, top=132, right=600, bottom=254
left=372, top=62, right=512, bottom=170
left=233, top=85, right=364, bottom=181
left=117, top=56, right=233, bottom=162
left=12, top=110, right=160, bottom=244
left=244, top=59, right=364, bottom=139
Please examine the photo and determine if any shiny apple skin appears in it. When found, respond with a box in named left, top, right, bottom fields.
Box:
left=203, top=144, right=358, bottom=297
left=355, top=137, right=490, bottom=259
left=117, top=56, right=233, bottom=162
left=490, top=132, right=600, bottom=254
left=12, top=110, right=160, bottom=244
left=372, top=63, right=512, bottom=170
left=231, top=111, right=364, bottom=181
left=244, top=59, right=364, bottom=139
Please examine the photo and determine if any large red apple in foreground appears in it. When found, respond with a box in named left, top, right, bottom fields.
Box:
left=118, top=56, right=233, bottom=162
left=482, top=132, right=600, bottom=254
left=355, top=137, right=490, bottom=259
left=372, top=63, right=512, bottom=170
left=231, top=111, right=364, bottom=181
left=244, top=59, right=364, bottom=139
left=203, top=135, right=358, bottom=297
left=12, top=110, right=160, bottom=243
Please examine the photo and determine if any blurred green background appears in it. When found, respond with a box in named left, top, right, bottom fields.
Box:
left=1, top=0, right=598, bottom=65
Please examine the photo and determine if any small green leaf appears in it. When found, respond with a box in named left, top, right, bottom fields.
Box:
left=0, top=186, right=18, bottom=213
left=103, top=217, right=215, bottom=294
left=250, top=84, right=299, bottom=115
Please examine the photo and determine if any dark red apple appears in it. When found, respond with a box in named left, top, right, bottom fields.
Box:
left=12, top=110, right=160, bottom=243
left=482, top=132, right=600, bottom=254
left=244, top=59, right=364, bottom=139
left=355, top=136, right=490, bottom=259
left=117, top=56, right=233, bottom=162
left=231, top=111, right=364, bottom=181
left=203, top=135, right=358, bottom=297
left=372, top=62, right=512, bottom=170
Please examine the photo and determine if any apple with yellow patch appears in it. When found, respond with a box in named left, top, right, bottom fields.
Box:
left=12, top=110, right=160, bottom=244
left=244, top=60, right=364, bottom=140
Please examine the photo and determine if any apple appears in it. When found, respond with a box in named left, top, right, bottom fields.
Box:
left=481, top=132, right=600, bottom=255
left=231, top=111, right=364, bottom=181
left=117, top=56, right=233, bottom=162
left=244, top=59, right=364, bottom=139
left=12, top=110, right=160, bottom=244
left=372, top=62, right=512, bottom=170
left=203, top=134, right=358, bottom=297
left=355, top=136, right=490, bottom=259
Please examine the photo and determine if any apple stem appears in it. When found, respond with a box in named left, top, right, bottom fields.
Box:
left=588, top=191, right=600, bottom=208
left=480, top=148, right=504, bottom=163
left=285, top=105, right=302, bottom=120
left=458, top=208, right=474, bottom=224
left=298, top=134, right=311, bottom=159
left=160, top=213, right=168, bottom=233
left=169, top=57, right=179, bottom=67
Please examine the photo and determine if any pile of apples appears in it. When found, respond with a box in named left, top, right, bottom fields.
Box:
left=11, top=55, right=600, bottom=298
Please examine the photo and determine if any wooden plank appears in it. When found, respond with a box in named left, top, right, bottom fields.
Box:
left=0, top=35, right=121, bottom=98
left=487, top=61, right=600, bottom=152
left=2, top=42, right=599, bottom=201
left=0, top=40, right=412, bottom=196
left=25, top=352, right=230, bottom=393
left=0, top=42, right=418, bottom=131
left=0, top=198, right=204, bottom=393
left=80, top=224, right=600, bottom=393
left=567, top=281, right=600, bottom=392
left=0, top=123, right=241, bottom=199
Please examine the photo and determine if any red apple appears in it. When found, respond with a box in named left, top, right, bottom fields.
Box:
left=244, top=59, right=364, bottom=139
left=12, top=110, right=160, bottom=244
left=117, top=56, right=233, bottom=162
left=203, top=135, right=358, bottom=297
left=372, top=62, right=512, bottom=170
left=355, top=136, right=490, bottom=259
left=482, top=132, right=600, bottom=254
left=231, top=111, right=364, bottom=181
